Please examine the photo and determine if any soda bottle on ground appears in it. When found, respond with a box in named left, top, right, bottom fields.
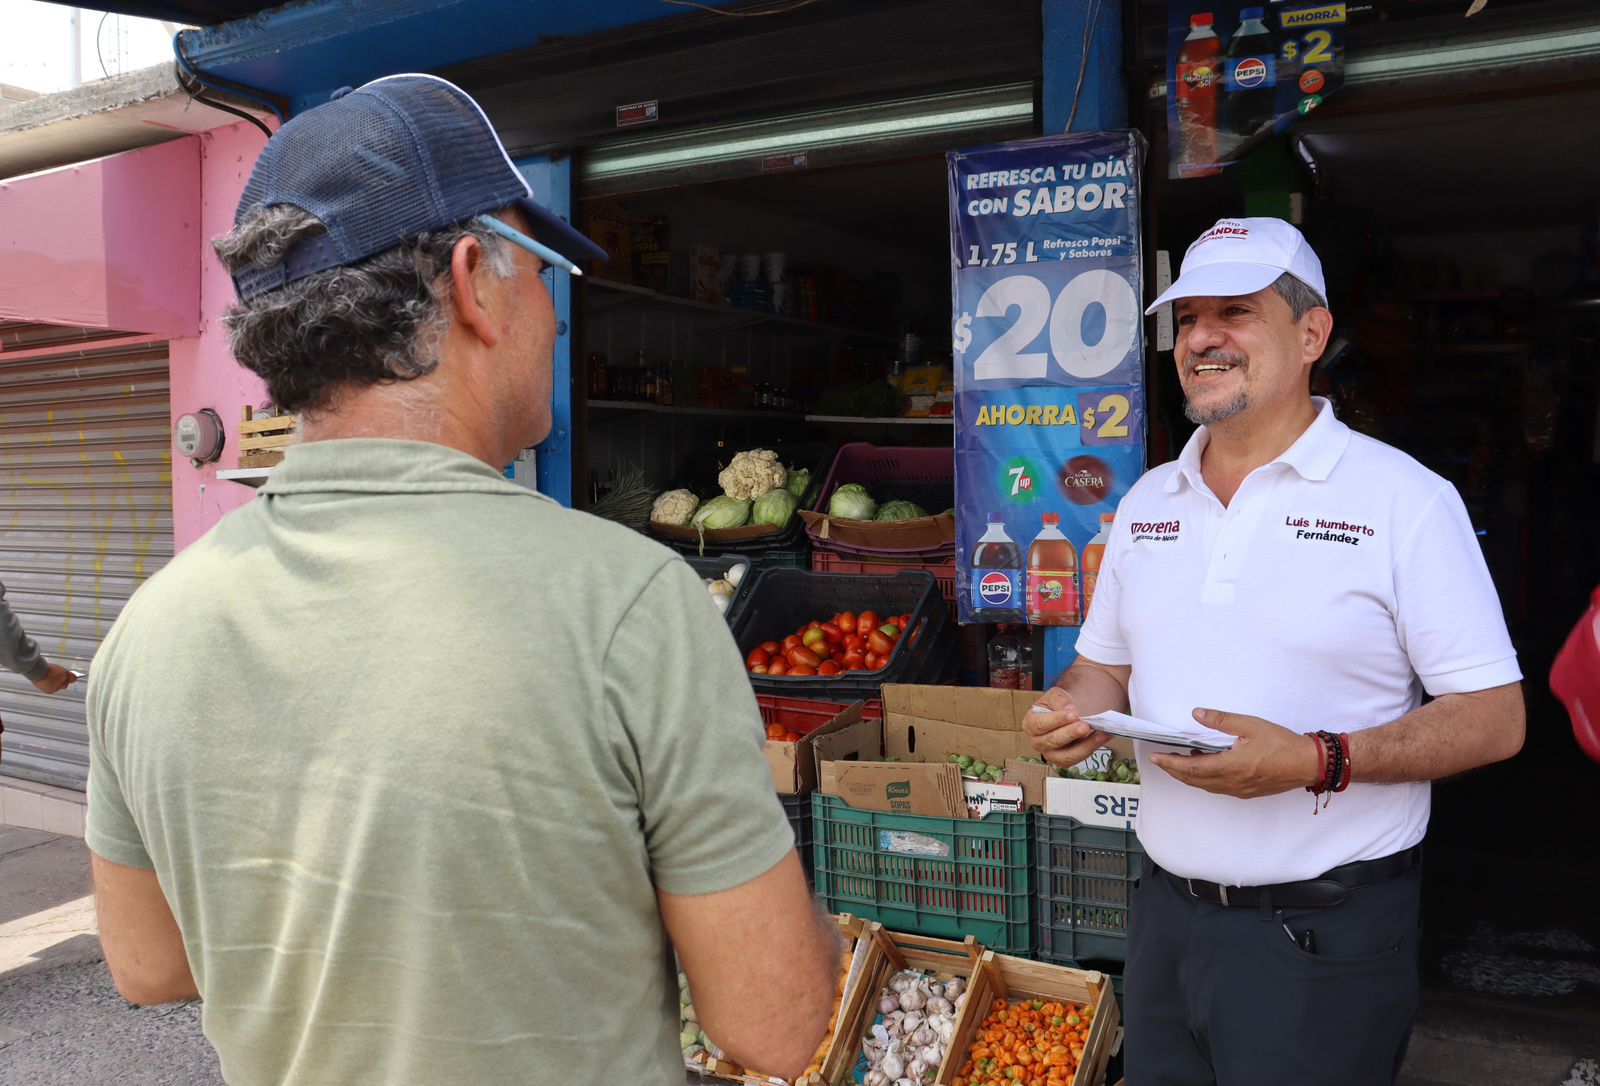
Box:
left=1224, top=7, right=1278, bottom=157
left=972, top=514, right=1024, bottom=623
left=988, top=624, right=1020, bottom=689
left=1175, top=13, right=1224, bottom=175
left=1027, top=513, right=1080, bottom=627
left=1082, top=513, right=1115, bottom=617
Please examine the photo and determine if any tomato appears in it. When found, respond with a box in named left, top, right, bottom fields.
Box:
left=870, top=655, right=889, bottom=670
left=782, top=634, right=803, bottom=651
left=811, top=642, right=832, bottom=661
left=787, top=645, right=822, bottom=668
left=760, top=641, right=781, bottom=655
left=857, top=610, right=881, bottom=634
left=802, top=627, right=827, bottom=651
left=767, top=659, right=788, bottom=676
left=808, top=620, right=823, bottom=630
left=868, top=630, right=895, bottom=656
left=750, top=664, right=768, bottom=675
left=746, top=648, right=770, bottom=669
left=817, top=661, right=842, bottom=677
left=837, top=611, right=857, bottom=633
left=784, top=730, right=803, bottom=742
left=766, top=723, right=788, bottom=740
left=842, top=649, right=866, bottom=670
left=821, top=622, right=844, bottom=644
left=864, top=652, right=879, bottom=669
left=788, top=663, right=817, bottom=676
left=845, top=634, right=867, bottom=653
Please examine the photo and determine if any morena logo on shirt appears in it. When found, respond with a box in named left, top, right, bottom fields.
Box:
left=1130, top=520, right=1181, bottom=543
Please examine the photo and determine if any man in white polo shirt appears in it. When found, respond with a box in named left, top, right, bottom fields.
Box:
left=1026, top=217, right=1524, bottom=1085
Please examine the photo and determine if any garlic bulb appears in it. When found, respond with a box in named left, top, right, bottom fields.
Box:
left=936, top=1017, right=957, bottom=1046
left=898, top=988, right=927, bottom=1012
left=880, top=993, right=901, bottom=1014
left=901, top=1011, right=924, bottom=1035
left=895, top=1079, right=917, bottom=1086
left=908, top=1057, right=929, bottom=1079
left=944, top=978, right=966, bottom=1000
left=863, top=1072, right=889, bottom=1086
left=911, top=1025, right=936, bottom=1047
left=891, top=974, right=916, bottom=994
left=925, top=980, right=945, bottom=998
left=881, top=1050, right=904, bottom=1080
left=926, top=996, right=953, bottom=1017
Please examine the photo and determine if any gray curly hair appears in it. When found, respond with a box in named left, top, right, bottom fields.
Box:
left=212, top=205, right=515, bottom=414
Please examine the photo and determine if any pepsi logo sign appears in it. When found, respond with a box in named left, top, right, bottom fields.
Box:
left=978, top=572, right=1015, bottom=606
left=1235, top=58, right=1269, bottom=88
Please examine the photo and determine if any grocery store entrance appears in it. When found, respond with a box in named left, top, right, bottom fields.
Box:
left=1151, top=84, right=1600, bottom=1026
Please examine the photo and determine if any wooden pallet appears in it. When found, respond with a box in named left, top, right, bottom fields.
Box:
left=238, top=405, right=296, bottom=468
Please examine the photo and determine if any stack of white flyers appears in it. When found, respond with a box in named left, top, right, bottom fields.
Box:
left=1079, top=710, right=1236, bottom=753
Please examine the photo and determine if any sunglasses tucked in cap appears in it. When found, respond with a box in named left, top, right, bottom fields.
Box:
left=1144, top=216, right=1326, bottom=316
left=229, top=73, right=606, bottom=300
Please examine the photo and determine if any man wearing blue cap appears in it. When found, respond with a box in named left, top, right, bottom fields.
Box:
left=84, top=75, right=838, bottom=1085
left=1027, top=218, right=1525, bottom=1083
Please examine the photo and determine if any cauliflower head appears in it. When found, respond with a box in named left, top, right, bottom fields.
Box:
left=718, top=449, right=788, bottom=501
left=650, top=488, right=700, bottom=526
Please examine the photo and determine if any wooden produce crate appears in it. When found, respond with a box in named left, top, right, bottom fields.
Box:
left=816, top=924, right=985, bottom=1086
left=688, top=914, right=873, bottom=1086
left=238, top=406, right=297, bottom=468
left=941, top=952, right=1119, bottom=1086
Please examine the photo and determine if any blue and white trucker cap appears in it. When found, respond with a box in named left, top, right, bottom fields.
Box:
left=229, top=73, right=606, bottom=300
left=1144, top=217, right=1326, bottom=316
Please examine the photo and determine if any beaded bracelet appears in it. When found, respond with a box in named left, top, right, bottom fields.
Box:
left=1334, top=732, right=1353, bottom=792
left=1307, top=729, right=1344, bottom=814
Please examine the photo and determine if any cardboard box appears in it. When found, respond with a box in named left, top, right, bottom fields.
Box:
left=816, top=685, right=1051, bottom=818
left=1043, top=738, right=1142, bottom=830
left=882, top=684, right=1051, bottom=811
left=820, top=759, right=966, bottom=818
left=765, top=702, right=878, bottom=795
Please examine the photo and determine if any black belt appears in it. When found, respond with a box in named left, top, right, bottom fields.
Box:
left=1165, top=845, right=1421, bottom=909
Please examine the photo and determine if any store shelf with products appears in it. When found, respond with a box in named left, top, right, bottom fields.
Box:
left=585, top=277, right=895, bottom=344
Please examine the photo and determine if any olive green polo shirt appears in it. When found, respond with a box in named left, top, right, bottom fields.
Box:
left=87, top=439, right=794, bottom=1086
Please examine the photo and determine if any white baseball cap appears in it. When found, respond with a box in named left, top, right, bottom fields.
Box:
left=1144, top=217, right=1326, bottom=316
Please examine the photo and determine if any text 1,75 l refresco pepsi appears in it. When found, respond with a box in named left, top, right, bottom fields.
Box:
left=972, top=513, right=1024, bottom=623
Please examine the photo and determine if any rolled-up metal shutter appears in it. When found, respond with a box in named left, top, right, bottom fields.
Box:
left=0, top=324, right=173, bottom=789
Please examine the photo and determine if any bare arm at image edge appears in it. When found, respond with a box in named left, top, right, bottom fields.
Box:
left=1346, top=682, right=1524, bottom=784
left=90, top=852, right=198, bottom=1007
left=659, top=851, right=841, bottom=1081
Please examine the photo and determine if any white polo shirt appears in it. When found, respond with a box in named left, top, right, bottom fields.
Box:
left=1076, top=398, right=1520, bottom=886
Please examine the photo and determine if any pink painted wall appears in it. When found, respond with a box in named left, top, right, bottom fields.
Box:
left=0, top=137, right=200, bottom=337
left=167, top=121, right=270, bottom=551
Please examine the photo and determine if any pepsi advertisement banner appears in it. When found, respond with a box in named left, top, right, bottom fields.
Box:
left=1167, top=1, right=1346, bottom=179
left=948, top=131, right=1146, bottom=627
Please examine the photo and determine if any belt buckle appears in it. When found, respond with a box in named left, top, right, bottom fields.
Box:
left=1187, top=878, right=1228, bottom=906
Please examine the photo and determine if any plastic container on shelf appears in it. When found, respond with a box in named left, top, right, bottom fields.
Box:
left=1034, top=814, right=1145, bottom=966
left=801, top=442, right=956, bottom=558
left=809, top=550, right=957, bottom=609
left=780, top=791, right=813, bottom=882
left=755, top=694, right=883, bottom=732
left=730, top=569, right=959, bottom=701
left=810, top=794, right=1034, bottom=954
left=684, top=553, right=752, bottom=625
left=650, top=442, right=834, bottom=557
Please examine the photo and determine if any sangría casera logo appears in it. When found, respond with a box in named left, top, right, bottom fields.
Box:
left=1234, top=58, right=1269, bottom=89
left=978, top=572, right=1015, bottom=606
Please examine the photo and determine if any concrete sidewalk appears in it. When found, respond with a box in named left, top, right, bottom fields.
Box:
left=0, top=825, right=221, bottom=1085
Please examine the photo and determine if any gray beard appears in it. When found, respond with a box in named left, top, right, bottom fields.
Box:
left=1183, top=389, right=1249, bottom=425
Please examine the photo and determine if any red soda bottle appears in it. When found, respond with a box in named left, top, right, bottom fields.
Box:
left=1175, top=13, right=1224, bottom=175
left=1027, top=513, right=1080, bottom=627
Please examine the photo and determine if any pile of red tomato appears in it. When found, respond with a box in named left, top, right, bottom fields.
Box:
left=745, top=609, right=916, bottom=679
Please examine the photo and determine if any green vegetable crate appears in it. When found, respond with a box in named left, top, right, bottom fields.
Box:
left=779, top=791, right=812, bottom=884
left=1034, top=814, right=1145, bottom=966
left=809, top=794, right=1033, bottom=954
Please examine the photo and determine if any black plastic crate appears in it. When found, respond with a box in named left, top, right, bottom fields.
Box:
left=780, top=791, right=812, bottom=883
left=1035, top=814, right=1145, bottom=966
left=730, top=569, right=959, bottom=700
left=684, top=553, right=752, bottom=625
left=655, top=442, right=834, bottom=556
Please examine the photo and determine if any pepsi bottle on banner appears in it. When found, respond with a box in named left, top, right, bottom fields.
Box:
left=972, top=514, right=1024, bottom=623
left=1224, top=7, right=1277, bottom=153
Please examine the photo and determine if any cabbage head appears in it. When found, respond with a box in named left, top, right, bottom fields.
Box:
left=875, top=500, right=927, bottom=522
left=751, top=488, right=798, bottom=529
left=690, top=495, right=751, bottom=530
left=827, top=484, right=877, bottom=520
left=785, top=468, right=811, bottom=500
